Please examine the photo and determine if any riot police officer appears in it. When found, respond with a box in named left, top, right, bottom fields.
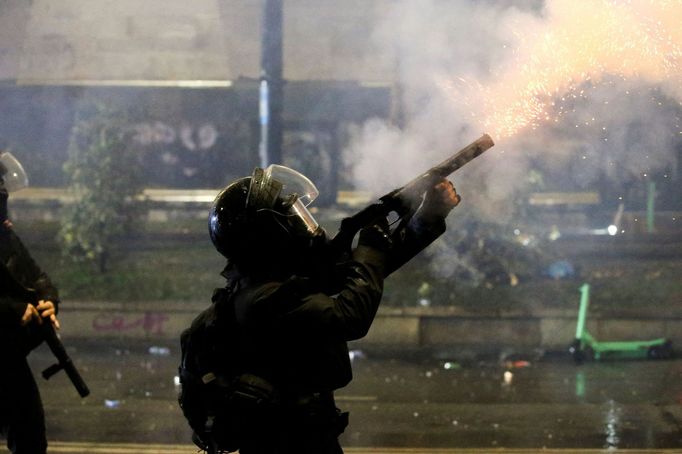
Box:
left=0, top=151, right=60, bottom=454
left=180, top=164, right=459, bottom=453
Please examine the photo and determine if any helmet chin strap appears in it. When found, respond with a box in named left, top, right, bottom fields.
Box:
left=266, top=208, right=297, bottom=237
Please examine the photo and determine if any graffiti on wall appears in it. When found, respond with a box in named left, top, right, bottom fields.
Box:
left=132, top=122, right=219, bottom=151
left=129, top=120, right=233, bottom=186
left=92, top=312, right=170, bottom=335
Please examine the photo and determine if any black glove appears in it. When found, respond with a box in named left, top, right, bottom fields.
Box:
left=358, top=218, right=391, bottom=252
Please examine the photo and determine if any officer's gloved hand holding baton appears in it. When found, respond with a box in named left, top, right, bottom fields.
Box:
left=21, top=300, right=60, bottom=330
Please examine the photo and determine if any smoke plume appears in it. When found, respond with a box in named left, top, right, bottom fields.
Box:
left=347, top=0, right=682, bottom=221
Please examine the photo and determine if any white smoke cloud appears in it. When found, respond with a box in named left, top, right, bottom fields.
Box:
left=347, top=0, right=682, bottom=223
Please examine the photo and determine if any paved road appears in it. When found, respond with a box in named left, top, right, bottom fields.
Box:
left=38, top=442, right=682, bottom=454
left=6, top=339, right=682, bottom=452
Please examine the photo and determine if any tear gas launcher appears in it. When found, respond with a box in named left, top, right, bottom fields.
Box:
left=328, top=133, right=495, bottom=275
left=1, top=264, right=90, bottom=397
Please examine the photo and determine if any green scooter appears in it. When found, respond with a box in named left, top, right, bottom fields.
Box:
left=569, top=283, right=673, bottom=363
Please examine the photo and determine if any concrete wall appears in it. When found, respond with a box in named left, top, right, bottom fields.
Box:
left=57, top=302, right=682, bottom=356
left=0, top=0, right=394, bottom=82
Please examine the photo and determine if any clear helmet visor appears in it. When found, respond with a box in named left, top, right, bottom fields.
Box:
left=264, top=164, right=319, bottom=207
left=263, top=164, right=320, bottom=234
left=0, top=152, right=29, bottom=192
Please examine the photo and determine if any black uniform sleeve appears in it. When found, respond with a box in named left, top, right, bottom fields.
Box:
left=1, top=227, right=60, bottom=310
left=0, top=296, right=27, bottom=327
left=246, top=244, right=387, bottom=342
left=317, top=244, right=385, bottom=340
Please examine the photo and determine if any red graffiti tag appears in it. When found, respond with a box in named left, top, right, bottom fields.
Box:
left=92, top=312, right=169, bottom=335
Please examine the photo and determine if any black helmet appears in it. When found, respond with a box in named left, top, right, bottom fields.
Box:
left=209, top=165, right=326, bottom=270
left=0, top=151, right=29, bottom=193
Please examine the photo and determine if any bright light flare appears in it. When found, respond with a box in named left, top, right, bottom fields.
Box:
left=443, top=0, right=682, bottom=140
